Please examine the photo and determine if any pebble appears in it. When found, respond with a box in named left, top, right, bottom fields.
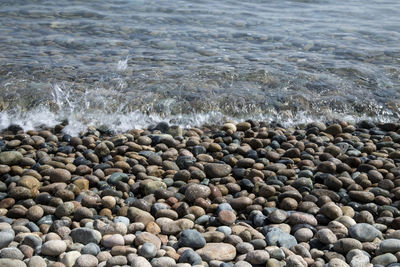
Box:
left=178, top=249, right=203, bottom=265
left=371, top=253, right=397, bottom=266
left=138, top=242, right=157, bottom=259
left=196, top=243, right=236, bottom=261
left=378, top=239, right=400, bottom=254
left=28, top=256, right=46, bottom=267
left=61, top=251, right=81, bottom=267
left=151, top=256, right=176, bottom=267
left=70, top=228, right=102, bottom=245
left=102, top=234, right=124, bottom=248
left=178, top=229, right=206, bottom=249
left=245, top=250, right=270, bottom=265
left=349, top=223, right=382, bottom=242
left=131, top=256, right=152, bottom=267
left=75, top=254, right=99, bottom=267
left=41, top=240, right=67, bottom=256
left=264, top=227, right=298, bottom=248
left=0, top=247, right=24, bottom=260
left=0, top=121, right=400, bottom=267
left=0, top=258, right=27, bottom=267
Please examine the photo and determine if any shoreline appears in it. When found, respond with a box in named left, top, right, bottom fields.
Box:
left=0, top=120, right=400, bottom=266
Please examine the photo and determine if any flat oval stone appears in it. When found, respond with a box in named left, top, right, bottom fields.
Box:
left=196, top=243, right=236, bottom=262
left=41, top=240, right=67, bottom=256
left=349, top=223, right=382, bottom=242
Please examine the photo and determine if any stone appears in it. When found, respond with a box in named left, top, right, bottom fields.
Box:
left=0, top=151, right=23, bottom=165
left=138, top=242, right=157, bottom=259
left=333, top=238, right=362, bottom=254
left=127, top=207, right=155, bottom=226
left=349, top=223, right=382, bottom=242
left=75, top=254, right=99, bottom=267
left=105, top=255, right=127, bottom=266
left=102, top=234, right=124, bottom=248
left=287, top=212, right=317, bottom=226
left=22, top=235, right=42, bottom=248
left=218, top=210, right=236, bottom=225
left=26, top=206, right=44, bottom=222
left=185, top=184, right=211, bottom=202
left=286, top=255, right=308, bottom=267
left=229, top=197, right=253, bottom=210
left=0, top=229, right=15, bottom=249
left=236, top=242, right=254, bottom=254
left=82, top=243, right=100, bottom=256
left=320, top=202, right=343, bottom=219
left=234, top=261, right=252, bottom=267
left=130, top=256, right=152, bottom=267
left=156, top=217, right=194, bottom=235
left=379, top=239, right=400, bottom=254
left=41, top=240, right=66, bottom=256
left=245, top=250, right=270, bottom=265
left=348, top=191, right=375, bottom=203
left=49, top=168, right=71, bottom=183
left=144, top=181, right=166, bottom=195
left=178, top=249, right=203, bottom=265
left=0, top=247, right=24, bottom=260
left=196, top=243, right=236, bottom=261
left=178, top=229, right=206, bottom=249
left=204, top=163, right=232, bottom=178
left=70, top=228, right=102, bottom=245
left=28, top=256, right=46, bottom=267
left=264, top=227, right=297, bottom=248
left=55, top=202, right=75, bottom=217
left=371, top=253, right=397, bottom=266
left=0, top=259, right=26, bottom=267
left=134, top=232, right=161, bottom=249
left=151, top=256, right=176, bottom=267
left=328, top=258, right=350, bottom=267
left=316, top=228, right=337, bottom=245
left=61, top=251, right=81, bottom=267
left=294, top=228, right=314, bottom=242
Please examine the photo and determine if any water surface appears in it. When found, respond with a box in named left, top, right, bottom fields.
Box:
left=1, top=0, right=400, bottom=134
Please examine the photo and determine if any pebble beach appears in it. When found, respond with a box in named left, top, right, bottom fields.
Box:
left=0, top=120, right=400, bottom=267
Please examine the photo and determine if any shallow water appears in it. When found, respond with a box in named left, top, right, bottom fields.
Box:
left=1, top=0, right=400, bottom=134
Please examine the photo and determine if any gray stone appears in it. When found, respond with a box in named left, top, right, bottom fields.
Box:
left=178, top=249, right=203, bottom=265
left=233, top=261, right=252, bottom=267
left=0, top=247, right=24, bottom=260
left=81, top=243, right=100, bottom=256
left=0, top=229, right=15, bottom=249
left=138, top=242, right=157, bottom=259
left=178, top=229, right=206, bottom=249
left=151, top=256, right=176, bottom=267
left=105, top=255, right=127, bottom=267
left=22, top=235, right=42, bottom=248
left=0, top=259, right=26, bottom=267
left=349, top=223, right=382, bottom=242
left=264, top=227, right=297, bottom=248
left=245, top=250, right=270, bottom=265
left=371, top=253, right=397, bottom=266
left=75, top=254, right=99, bottom=267
left=70, top=228, right=102, bottom=245
left=378, top=239, right=400, bottom=254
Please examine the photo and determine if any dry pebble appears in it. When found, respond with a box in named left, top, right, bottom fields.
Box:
left=0, top=120, right=399, bottom=266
